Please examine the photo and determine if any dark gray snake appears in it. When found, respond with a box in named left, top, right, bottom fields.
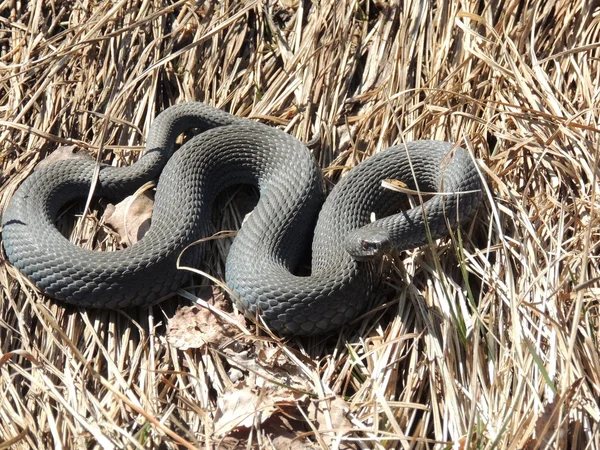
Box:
left=2, top=102, right=482, bottom=335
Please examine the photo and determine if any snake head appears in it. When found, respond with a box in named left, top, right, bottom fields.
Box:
left=344, top=227, right=393, bottom=261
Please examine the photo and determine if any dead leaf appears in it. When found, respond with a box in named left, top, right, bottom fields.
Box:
left=0, top=350, right=40, bottom=367
left=224, top=341, right=311, bottom=392
left=102, top=192, right=154, bottom=245
left=213, top=380, right=308, bottom=437
left=455, top=433, right=479, bottom=450
left=522, top=378, right=583, bottom=450
left=213, top=382, right=276, bottom=436
left=270, top=434, right=317, bottom=450
left=166, top=287, right=245, bottom=350
left=382, top=178, right=435, bottom=196
left=279, top=0, right=299, bottom=9
left=214, top=340, right=314, bottom=438
left=35, top=145, right=92, bottom=170
left=307, top=396, right=355, bottom=449
left=267, top=420, right=317, bottom=450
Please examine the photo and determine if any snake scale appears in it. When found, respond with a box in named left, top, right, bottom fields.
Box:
left=2, top=102, right=482, bottom=335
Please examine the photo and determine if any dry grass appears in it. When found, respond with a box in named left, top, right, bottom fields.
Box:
left=0, top=0, right=599, bottom=448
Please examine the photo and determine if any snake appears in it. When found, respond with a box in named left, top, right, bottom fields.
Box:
left=2, top=102, right=483, bottom=336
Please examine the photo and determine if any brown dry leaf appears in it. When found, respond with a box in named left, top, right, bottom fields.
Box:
left=213, top=383, right=276, bottom=435
left=456, top=435, right=468, bottom=450
left=224, top=341, right=311, bottom=392
left=454, top=433, right=479, bottom=450
left=264, top=415, right=317, bottom=450
left=35, top=145, right=92, bottom=170
left=270, top=434, right=317, bottom=450
left=307, top=396, right=355, bottom=449
left=522, top=379, right=583, bottom=450
left=213, top=381, right=305, bottom=437
left=0, top=350, right=40, bottom=367
left=166, top=287, right=245, bottom=350
left=215, top=342, right=312, bottom=438
left=278, top=0, right=299, bottom=9
left=382, top=178, right=437, bottom=197
left=103, top=192, right=154, bottom=245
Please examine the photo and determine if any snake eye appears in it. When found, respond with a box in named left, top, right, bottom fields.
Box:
left=361, top=240, right=375, bottom=250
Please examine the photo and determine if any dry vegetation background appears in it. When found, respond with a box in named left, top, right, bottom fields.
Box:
left=0, top=0, right=599, bottom=448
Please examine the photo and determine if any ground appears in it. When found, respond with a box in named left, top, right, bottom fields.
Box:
left=0, top=1, right=599, bottom=449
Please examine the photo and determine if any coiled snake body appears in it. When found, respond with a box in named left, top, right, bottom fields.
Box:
left=2, top=103, right=482, bottom=335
